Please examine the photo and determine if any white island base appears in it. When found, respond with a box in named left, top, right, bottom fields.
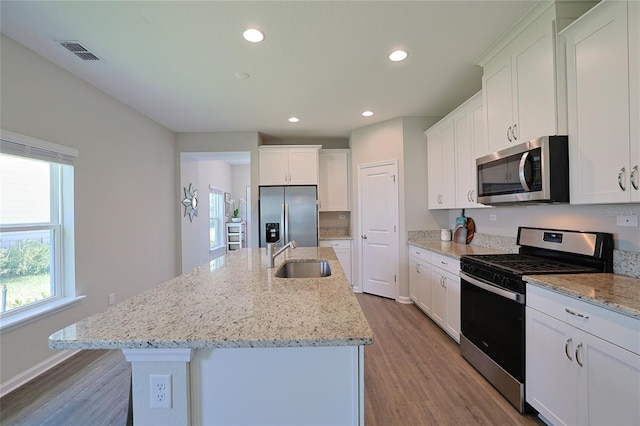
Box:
left=123, top=345, right=365, bottom=426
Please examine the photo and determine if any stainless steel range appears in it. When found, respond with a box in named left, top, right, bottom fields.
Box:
left=459, top=227, right=614, bottom=413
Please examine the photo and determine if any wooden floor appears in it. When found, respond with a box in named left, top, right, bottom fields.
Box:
left=1, top=293, right=541, bottom=425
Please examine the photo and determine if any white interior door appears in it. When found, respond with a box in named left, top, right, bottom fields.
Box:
left=359, top=161, right=398, bottom=299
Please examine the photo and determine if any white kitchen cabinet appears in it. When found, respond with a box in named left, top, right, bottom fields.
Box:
left=320, top=239, right=352, bottom=285
left=259, top=146, right=320, bottom=185
left=482, top=6, right=561, bottom=153
left=426, top=119, right=456, bottom=209
left=429, top=253, right=461, bottom=343
left=408, top=246, right=460, bottom=343
left=562, top=0, right=640, bottom=204
left=526, top=284, right=640, bottom=426
left=408, top=246, right=431, bottom=315
left=319, top=149, right=350, bottom=211
left=454, top=92, right=487, bottom=207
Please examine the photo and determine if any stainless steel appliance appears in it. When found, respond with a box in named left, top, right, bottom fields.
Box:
left=259, top=186, right=318, bottom=248
left=476, top=136, right=569, bottom=205
left=460, top=227, right=613, bottom=413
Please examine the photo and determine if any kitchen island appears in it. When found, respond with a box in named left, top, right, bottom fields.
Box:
left=49, top=247, right=372, bottom=425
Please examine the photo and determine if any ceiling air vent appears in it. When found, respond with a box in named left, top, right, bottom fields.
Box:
left=59, top=41, right=100, bottom=61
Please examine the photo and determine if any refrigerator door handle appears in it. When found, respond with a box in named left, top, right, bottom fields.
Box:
left=281, top=203, right=286, bottom=245
left=284, top=203, right=290, bottom=244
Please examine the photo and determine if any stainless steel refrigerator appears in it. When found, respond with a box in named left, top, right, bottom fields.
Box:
left=259, top=186, right=318, bottom=247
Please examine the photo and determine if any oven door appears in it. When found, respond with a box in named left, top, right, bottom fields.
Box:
left=460, top=271, right=525, bottom=383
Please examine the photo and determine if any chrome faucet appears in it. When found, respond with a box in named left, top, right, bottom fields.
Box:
left=267, top=240, right=297, bottom=268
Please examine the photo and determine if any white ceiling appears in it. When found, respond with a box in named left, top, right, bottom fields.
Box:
left=0, top=0, right=537, bottom=139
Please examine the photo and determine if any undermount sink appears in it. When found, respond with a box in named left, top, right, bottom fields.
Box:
left=275, top=259, right=332, bottom=278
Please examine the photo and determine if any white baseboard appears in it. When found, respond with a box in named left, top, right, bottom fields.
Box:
left=397, top=296, right=412, bottom=304
left=0, top=349, right=80, bottom=398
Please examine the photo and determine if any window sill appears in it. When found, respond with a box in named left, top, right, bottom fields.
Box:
left=0, top=295, right=86, bottom=334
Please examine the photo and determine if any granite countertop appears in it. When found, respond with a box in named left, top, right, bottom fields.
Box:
left=407, top=239, right=506, bottom=259
left=525, top=273, right=640, bottom=319
left=49, top=247, right=373, bottom=350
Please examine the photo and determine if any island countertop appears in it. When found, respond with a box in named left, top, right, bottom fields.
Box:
left=49, top=247, right=373, bottom=350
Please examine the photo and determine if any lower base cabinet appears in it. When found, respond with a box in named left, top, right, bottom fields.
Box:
left=526, top=284, right=640, bottom=425
left=409, top=245, right=460, bottom=343
left=320, top=240, right=352, bottom=285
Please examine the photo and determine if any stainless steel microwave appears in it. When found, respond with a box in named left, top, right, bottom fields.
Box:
left=476, top=136, right=569, bottom=205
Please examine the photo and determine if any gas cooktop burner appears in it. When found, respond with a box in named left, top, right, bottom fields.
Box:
left=465, top=253, right=599, bottom=275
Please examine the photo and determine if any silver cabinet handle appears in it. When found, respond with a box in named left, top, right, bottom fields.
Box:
left=618, top=167, right=627, bottom=191
left=565, top=337, right=573, bottom=361
left=470, top=190, right=475, bottom=202
left=440, top=260, right=448, bottom=266
left=507, top=126, right=512, bottom=142
left=416, top=263, right=420, bottom=273
left=512, top=123, right=518, bottom=140
left=576, top=342, right=584, bottom=367
left=565, top=307, right=589, bottom=319
left=631, top=165, right=639, bottom=190
left=361, top=234, right=367, bottom=239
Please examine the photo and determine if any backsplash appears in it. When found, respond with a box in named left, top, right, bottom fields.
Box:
left=319, top=211, right=351, bottom=238
left=407, top=230, right=640, bottom=278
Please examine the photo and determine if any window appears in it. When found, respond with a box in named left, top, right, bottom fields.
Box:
left=0, top=130, right=79, bottom=331
left=209, top=188, right=224, bottom=251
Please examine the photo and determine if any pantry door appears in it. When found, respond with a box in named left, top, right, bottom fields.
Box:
left=358, top=161, right=398, bottom=299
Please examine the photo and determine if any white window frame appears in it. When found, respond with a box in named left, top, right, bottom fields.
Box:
left=209, top=187, right=226, bottom=257
left=0, top=130, right=83, bottom=333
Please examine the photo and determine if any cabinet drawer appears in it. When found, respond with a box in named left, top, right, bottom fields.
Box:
left=320, top=240, right=352, bottom=250
left=408, top=245, right=431, bottom=264
left=527, top=284, right=640, bottom=355
left=430, top=253, right=460, bottom=276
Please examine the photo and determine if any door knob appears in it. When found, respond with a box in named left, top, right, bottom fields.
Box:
left=361, top=234, right=368, bottom=239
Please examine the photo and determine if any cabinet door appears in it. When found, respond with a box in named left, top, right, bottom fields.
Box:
left=443, top=270, right=460, bottom=343
left=511, top=8, right=557, bottom=144
left=417, top=260, right=431, bottom=314
left=427, top=121, right=456, bottom=209
left=288, top=148, right=319, bottom=185
left=334, top=248, right=352, bottom=285
left=409, top=256, right=421, bottom=304
left=483, top=53, right=514, bottom=153
left=581, top=332, right=640, bottom=426
left=430, top=267, right=447, bottom=328
left=455, top=93, right=485, bottom=208
left=259, top=148, right=289, bottom=185
left=565, top=0, right=632, bottom=204
left=526, top=307, right=579, bottom=426
left=319, top=150, right=349, bottom=211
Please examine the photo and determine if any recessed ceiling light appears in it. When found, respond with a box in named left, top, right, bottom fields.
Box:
left=288, top=117, right=300, bottom=123
left=389, top=50, right=408, bottom=62
left=362, top=110, right=374, bottom=117
left=235, top=71, right=250, bottom=80
left=243, top=28, right=264, bottom=43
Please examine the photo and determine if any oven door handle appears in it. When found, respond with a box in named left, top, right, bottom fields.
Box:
left=460, top=272, right=525, bottom=304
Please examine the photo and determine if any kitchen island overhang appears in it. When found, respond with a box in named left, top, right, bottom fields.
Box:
left=49, top=247, right=372, bottom=426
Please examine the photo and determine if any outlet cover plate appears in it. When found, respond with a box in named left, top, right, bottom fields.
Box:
left=150, top=374, right=172, bottom=408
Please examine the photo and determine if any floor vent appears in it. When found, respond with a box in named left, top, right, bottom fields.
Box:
left=59, top=41, right=100, bottom=61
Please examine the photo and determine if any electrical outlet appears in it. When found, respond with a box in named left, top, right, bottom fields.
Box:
left=489, top=214, right=497, bottom=222
left=617, top=215, right=639, bottom=227
left=108, top=293, right=115, bottom=305
left=150, top=374, right=172, bottom=409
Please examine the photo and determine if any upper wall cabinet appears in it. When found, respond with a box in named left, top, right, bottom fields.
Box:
left=481, top=6, right=561, bottom=153
left=562, top=0, right=639, bottom=204
left=319, top=149, right=350, bottom=211
left=454, top=92, right=487, bottom=208
left=427, top=118, right=456, bottom=209
left=259, top=146, right=320, bottom=186
left=426, top=92, right=487, bottom=210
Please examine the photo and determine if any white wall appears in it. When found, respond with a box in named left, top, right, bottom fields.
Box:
left=0, top=35, right=178, bottom=384
left=448, top=204, right=640, bottom=252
